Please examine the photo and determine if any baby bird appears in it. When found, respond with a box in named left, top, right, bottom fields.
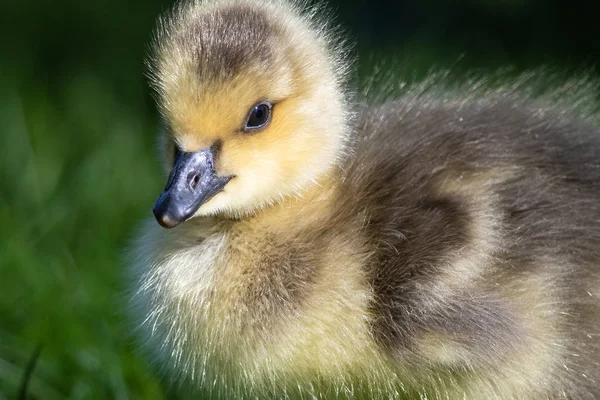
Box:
left=129, top=0, right=600, bottom=398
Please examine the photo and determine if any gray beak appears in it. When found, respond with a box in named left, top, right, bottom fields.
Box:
left=153, top=146, right=233, bottom=228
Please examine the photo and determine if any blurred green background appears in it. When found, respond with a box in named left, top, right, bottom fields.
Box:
left=0, top=0, right=598, bottom=398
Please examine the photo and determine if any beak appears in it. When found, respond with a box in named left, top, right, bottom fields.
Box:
left=153, top=146, right=233, bottom=228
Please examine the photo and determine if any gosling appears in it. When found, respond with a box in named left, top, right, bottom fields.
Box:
left=129, top=0, right=600, bottom=398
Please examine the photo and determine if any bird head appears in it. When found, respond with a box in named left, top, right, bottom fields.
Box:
left=148, top=0, right=350, bottom=227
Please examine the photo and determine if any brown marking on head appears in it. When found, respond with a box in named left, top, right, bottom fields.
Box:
left=186, top=4, right=278, bottom=81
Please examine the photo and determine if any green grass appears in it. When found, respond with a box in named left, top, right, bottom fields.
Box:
left=0, top=69, right=169, bottom=398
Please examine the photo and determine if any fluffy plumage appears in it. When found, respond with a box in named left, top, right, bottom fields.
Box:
left=129, top=0, right=600, bottom=398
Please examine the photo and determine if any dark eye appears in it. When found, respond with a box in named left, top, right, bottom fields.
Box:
left=244, top=101, right=272, bottom=131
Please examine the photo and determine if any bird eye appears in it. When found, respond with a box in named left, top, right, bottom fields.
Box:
left=244, top=101, right=272, bottom=131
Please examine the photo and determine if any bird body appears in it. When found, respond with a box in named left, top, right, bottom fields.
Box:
left=129, top=0, right=600, bottom=398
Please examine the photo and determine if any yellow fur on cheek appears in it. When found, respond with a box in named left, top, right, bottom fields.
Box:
left=197, top=91, right=345, bottom=217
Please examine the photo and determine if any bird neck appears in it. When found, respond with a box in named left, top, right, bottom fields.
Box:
left=244, top=167, right=341, bottom=233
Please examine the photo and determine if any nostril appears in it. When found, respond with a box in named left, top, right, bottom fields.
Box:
left=190, top=174, right=200, bottom=190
